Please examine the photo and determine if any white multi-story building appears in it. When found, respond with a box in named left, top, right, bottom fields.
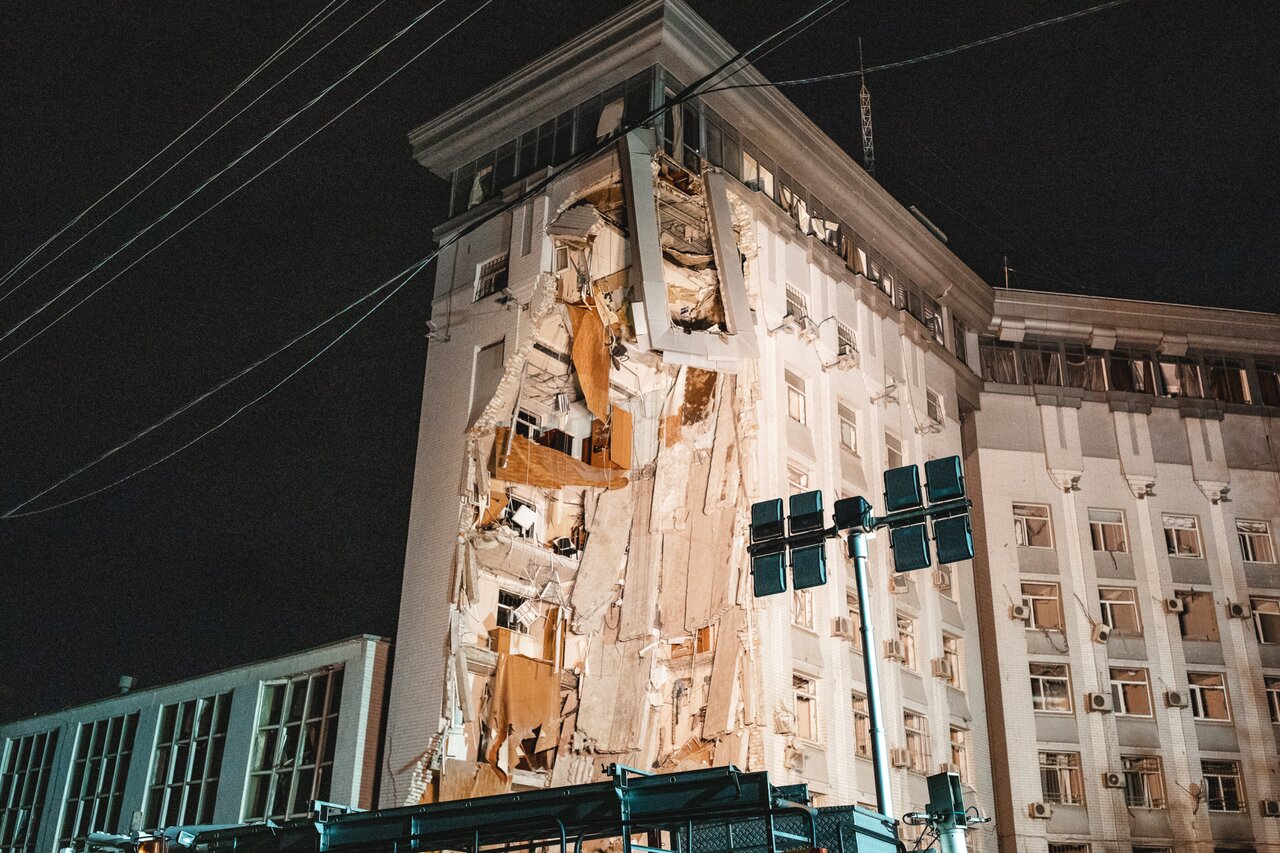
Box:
left=0, top=636, right=388, bottom=853
left=385, top=0, right=994, bottom=841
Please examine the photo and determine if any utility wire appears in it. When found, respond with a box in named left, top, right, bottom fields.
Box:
left=0, top=0, right=388, bottom=310
left=0, top=0, right=346, bottom=299
left=0, top=0, right=456, bottom=356
left=699, top=0, right=1135, bottom=94
left=3, top=0, right=841, bottom=518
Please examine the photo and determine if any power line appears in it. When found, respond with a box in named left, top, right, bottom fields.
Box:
left=0, top=0, right=347, bottom=300
left=2, top=0, right=845, bottom=518
left=699, top=0, right=1136, bottom=95
left=0, top=0, right=457, bottom=357
left=0, top=0, right=388, bottom=310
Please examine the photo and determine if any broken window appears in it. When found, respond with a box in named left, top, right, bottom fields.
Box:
left=1158, top=356, right=1203, bottom=398
left=785, top=370, right=807, bottom=425
left=1088, top=508, right=1128, bottom=553
left=784, top=285, right=809, bottom=321
left=245, top=667, right=343, bottom=821
left=1022, top=582, right=1064, bottom=631
left=1252, top=597, right=1280, bottom=644
left=514, top=409, right=541, bottom=439
left=1238, top=520, right=1275, bottom=563
left=949, top=727, right=968, bottom=781
left=670, top=625, right=715, bottom=659
left=845, top=590, right=863, bottom=650
left=793, top=674, right=818, bottom=741
left=836, top=322, right=856, bottom=357
left=1020, top=339, right=1063, bottom=386
left=59, top=713, right=138, bottom=852
left=1109, top=350, right=1157, bottom=394
left=952, top=317, right=969, bottom=365
left=851, top=693, right=871, bottom=756
left=885, top=432, right=903, bottom=469
left=979, top=336, right=1019, bottom=384
left=1266, top=676, right=1280, bottom=723
left=1163, top=514, right=1202, bottom=558
left=1203, top=355, right=1252, bottom=404
left=0, top=729, right=59, bottom=853
left=941, top=634, right=961, bottom=688
left=838, top=405, right=857, bottom=454
left=903, top=711, right=929, bottom=773
left=502, top=496, right=540, bottom=539
left=1014, top=503, right=1053, bottom=548
left=926, top=389, right=944, bottom=424
left=1188, top=672, right=1230, bottom=721
left=474, top=254, right=509, bottom=301
left=1176, top=591, right=1219, bottom=641
left=1110, top=667, right=1152, bottom=717
left=1202, top=760, right=1244, bottom=812
left=1029, top=663, right=1072, bottom=713
left=1121, top=756, right=1165, bottom=809
left=786, top=464, right=810, bottom=494
left=896, top=613, right=917, bottom=671
left=1040, top=752, right=1084, bottom=804
left=1099, top=587, right=1141, bottom=635
left=1257, top=361, right=1280, bottom=406
left=1063, top=343, right=1108, bottom=390
left=791, top=588, right=815, bottom=631
left=496, top=590, right=533, bottom=634
left=145, top=693, right=231, bottom=828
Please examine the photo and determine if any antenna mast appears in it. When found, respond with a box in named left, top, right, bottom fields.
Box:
left=859, top=38, right=876, bottom=177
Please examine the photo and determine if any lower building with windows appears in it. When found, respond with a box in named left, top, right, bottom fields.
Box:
left=0, top=636, right=388, bottom=853
left=968, top=288, right=1280, bottom=853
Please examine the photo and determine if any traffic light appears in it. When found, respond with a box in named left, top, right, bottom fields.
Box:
left=890, top=523, right=932, bottom=572
left=933, top=513, right=974, bottom=564
left=884, top=464, right=923, bottom=513
left=750, top=499, right=787, bottom=596
left=924, top=456, right=966, bottom=504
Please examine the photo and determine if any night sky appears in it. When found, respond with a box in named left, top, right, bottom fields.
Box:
left=2, top=0, right=1276, bottom=723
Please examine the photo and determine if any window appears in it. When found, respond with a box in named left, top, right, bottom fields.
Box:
left=885, top=433, right=903, bottom=469
left=1122, top=756, right=1166, bottom=808
left=1265, top=676, right=1280, bottom=724
left=935, top=564, right=955, bottom=599
left=1047, top=845, right=1090, bottom=853
left=792, top=588, right=815, bottom=630
left=787, top=464, right=810, bottom=493
left=514, top=408, right=541, bottom=439
left=502, top=496, right=538, bottom=540
left=1022, top=582, right=1065, bottom=631
left=851, top=694, right=871, bottom=757
left=1014, top=503, right=1053, bottom=548
left=1110, top=668, right=1153, bottom=717
left=926, top=389, right=944, bottom=424
left=144, top=693, right=231, bottom=828
left=785, top=370, right=807, bottom=425
left=897, top=613, right=917, bottom=671
left=941, top=634, right=962, bottom=688
left=1238, top=520, right=1276, bottom=563
left=838, top=405, right=858, bottom=454
left=1177, top=591, right=1220, bottom=641
left=474, top=253, right=509, bottom=301
left=0, top=730, right=59, bottom=853
left=1202, top=760, right=1245, bottom=812
left=1088, top=509, right=1128, bottom=552
left=793, top=675, right=818, bottom=741
left=952, top=317, right=969, bottom=365
left=1163, top=514, right=1203, bottom=558
left=1039, top=752, right=1084, bottom=804
left=784, top=285, right=809, bottom=321
left=554, top=244, right=570, bottom=272
left=903, top=711, right=930, bottom=773
left=1132, top=848, right=1171, bottom=853
left=1099, top=587, right=1142, bottom=635
left=1257, top=598, right=1280, bottom=644
left=949, top=727, right=968, bottom=782
left=671, top=626, right=715, bottom=659
left=837, top=322, right=856, bottom=356
left=1030, top=663, right=1072, bottom=713
left=1188, top=672, right=1230, bottom=720
left=244, top=666, right=344, bottom=820
left=496, top=590, right=531, bottom=634
left=845, top=591, right=863, bottom=651
left=58, top=714, right=139, bottom=851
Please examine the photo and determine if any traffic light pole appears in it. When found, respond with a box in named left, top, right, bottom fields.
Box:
left=850, top=530, right=893, bottom=820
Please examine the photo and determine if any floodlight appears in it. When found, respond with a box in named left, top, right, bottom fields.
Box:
left=788, top=490, right=824, bottom=534
left=884, top=465, right=923, bottom=513
left=833, top=496, right=874, bottom=532
left=750, top=499, right=785, bottom=544
left=890, top=523, right=931, bottom=572
left=752, top=550, right=787, bottom=597
left=791, top=543, right=827, bottom=589
left=926, top=771, right=967, bottom=828
left=924, top=456, right=966, bottom=504
left=933, top=514, right=974, bottom=564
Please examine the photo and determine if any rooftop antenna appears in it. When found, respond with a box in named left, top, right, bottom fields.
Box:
left=1003, top=255, right=1010, bottom=289
left=858, top=38, right=876, bottom=177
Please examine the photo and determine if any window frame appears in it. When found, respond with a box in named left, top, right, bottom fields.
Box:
left=941, top=634, right=962, bottom=688
left=1256, top=597, right=1280, bottom=644
left=1013, top=503, right=1054, bottom=549
left=1087, top=508, right=1128, bottom=553
left=1029, top=662, right=1073, bottom=714
left=1266, top=675, right=1280, bottom=724
left=792, top=674, right=819, bottom=743
left=896, top=613, right=917, bottom=671
left=1110, top=667, right=1154, bottom=717
left=58, top=713, right=139, bottom=852
left=1121, top=755, right=1166, bottom=809
left=1098, top=586, right=1142, bottom=635
left=144, top=693, right=232, bottom=828
left=837, top=405, right=858, bottom=454
left=1038, top=751, right=1085, bottom=805
left=949, top=726, right=969, bottom=782
left=1162, top=513, right=1204, bottom=558
left=885, top=432, right=903, bottom=470
left=851, top=693, right=871, bottom=757
left=1021, top=581, right=1065, bottom=631
left=791, top=588, right=815, bottom=631
left=473, top=253, right=510, bottom=302
left=1187, top=671, right=1231, bottom=721
left=845, top=590, right=863, bottom=651
left=902, top=711, right=930, bottom=774
left=1202, top=759, right=1245, bottom=813
left=785, top=370, right=807, bottom=425
left=1238, top=519, right=1276, bottom=563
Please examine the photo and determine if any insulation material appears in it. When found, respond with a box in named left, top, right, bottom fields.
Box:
left=568, top=485, right=634, bottom=633
left=576, top=626, right=653, bottom=753
left=546, top=203, right=602, bottom=238
left=680, top=367, right=719, bottom=426
left=625, top=389, right=667, bottom=468
left=609, top=407, right=633, bottom=470
left=703, top=608, right=742, bottom=737
left=491, top=428, right=627, bottom=490
left=567, top=305, right=611, bottom=420
left=439, top=759, right=511, bottom=801
left=705, top=377, right=739, bottom=510
left=619, top=476, right=660, bottom=641
left=486, top=653, right=561, bottom=767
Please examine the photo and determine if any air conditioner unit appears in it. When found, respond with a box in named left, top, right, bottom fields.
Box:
left=1027, top=802, right=1052, bottom=819
left=937, top=762, right=961, bottom=776
left=931, top=658, right=954, bottom=680
left=1010, top=604, right=1032, bottom=622
left=884, top=639, right=905, bottom=661
left=839, top=342, right=858, bottom=359
left=832, top=617, right=856, bottom=639
left=933, top=569, right=952, bottom=592
left=1227, top=601, right=1252, bottom=619
left=1102, top=771, right=1125, bottom=789
left=551, top=536, right=578, bottom=557
left=796, top=316, right=819, bottom=341
left=1087, top=692, right=1114, bottom=713
left=1260, top=799, right=1280, bottom=817
left=512, top=600, right=541, bottom=629
left=889, top=748, right=910, bottom=768
left=1092, top=624, right=1112, bottom=644
left=1164, top=597, right=1186, bottom=614
left=891, top=574, right=911, bottom=594
left=1165, top=690, right=1189, bottom=708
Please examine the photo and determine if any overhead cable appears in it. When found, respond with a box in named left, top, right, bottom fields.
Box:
left=2, top=0, right=844, bottom=517
left=0, top=0, right=389, bottom=310
left=0, top=0, right=457, bottom=357
left=700, top=0, right=1136, bottom=94
left=0, top=0, right=348, bottom=300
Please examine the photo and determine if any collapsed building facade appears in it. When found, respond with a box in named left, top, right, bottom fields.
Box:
left=384, top=0, right=995, bottom=839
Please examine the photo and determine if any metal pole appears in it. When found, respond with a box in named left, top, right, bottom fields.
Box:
left=935, top=822, right=968, bottom=853
left=851, top=531, right=893, bottom=818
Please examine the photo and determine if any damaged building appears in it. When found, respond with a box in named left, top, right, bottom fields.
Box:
left=384, top=0, right=995, bottom=837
